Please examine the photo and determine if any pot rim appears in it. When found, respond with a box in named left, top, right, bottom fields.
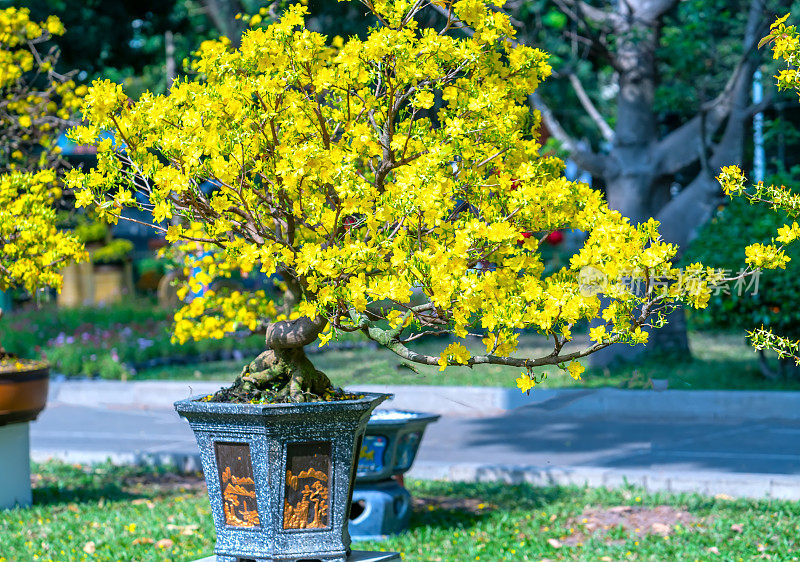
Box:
left=175, top=391, right=391, bottom=415
left=0, top=363, right=49, bottom=382
left=367, top=409, right=441, bottom=426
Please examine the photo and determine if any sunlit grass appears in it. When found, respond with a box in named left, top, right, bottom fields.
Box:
left=3, top=462, right=798, bottom=561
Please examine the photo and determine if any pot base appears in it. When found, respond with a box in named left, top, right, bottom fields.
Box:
left=194, top=551, right=401, bottom=562
left=0, top=422, right=32, bottom=509
left=349, top=479, right=411, bottom=540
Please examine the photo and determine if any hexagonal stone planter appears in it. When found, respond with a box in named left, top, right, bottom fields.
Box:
left=175, top=392, right=389, bottom=562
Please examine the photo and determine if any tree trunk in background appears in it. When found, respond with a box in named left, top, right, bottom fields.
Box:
left=203, top=0, right=247, bottom=47
left=165, top=31, right=176, bottom=92
left=527, top=0, right=770, bottom=366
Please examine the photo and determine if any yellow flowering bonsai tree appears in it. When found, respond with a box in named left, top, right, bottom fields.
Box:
left=0, top=9, right=86, bottom=367
left=68, top=0, right=713, bottom=403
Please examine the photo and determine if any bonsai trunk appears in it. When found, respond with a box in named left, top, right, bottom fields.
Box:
left=223, top=313, right=335, bottom=403
left=236, top=346, right=333, bottom=402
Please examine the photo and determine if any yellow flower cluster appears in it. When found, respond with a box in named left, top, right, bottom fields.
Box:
left=767, top=15, right=798, bottom=66
left=515, top=373, right=536, bottom=393
left=438, top=342, right=472, bottom=371
left=67, top=0, right=713, bottom=387
left=0, top=8, right=83, bottom=174
left=0, top=171, right=86, bottom=294
left=744, top=243, right=790, bottom=270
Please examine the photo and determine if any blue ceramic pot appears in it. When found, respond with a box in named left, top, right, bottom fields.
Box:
left=356, top=410, right=440, bottom=483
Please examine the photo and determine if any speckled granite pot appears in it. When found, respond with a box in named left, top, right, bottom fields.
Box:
left=175, top=392, right=389, bottom=562
left=356, top=410, right=440, bottom=483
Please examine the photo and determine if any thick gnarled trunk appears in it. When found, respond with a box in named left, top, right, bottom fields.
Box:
left=234, top=346, right=333, bottom=402
left=213, top=286, right=336, bottom=403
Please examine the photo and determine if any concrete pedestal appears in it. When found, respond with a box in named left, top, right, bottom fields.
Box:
left=350, top=480, right=411, bottom=540
left=0, top=422, right=32, bottom=509
left=193, top=552, right=401, bottom=562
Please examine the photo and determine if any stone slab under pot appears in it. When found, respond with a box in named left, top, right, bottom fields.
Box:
left=192, top=552, right=401, bottom=562
left=175, top=391, right=390, bottom=562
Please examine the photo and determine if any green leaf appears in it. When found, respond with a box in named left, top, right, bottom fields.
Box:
left=543, top=10, right=567, bottom=30
left=758, top=34, right=775, bottom=49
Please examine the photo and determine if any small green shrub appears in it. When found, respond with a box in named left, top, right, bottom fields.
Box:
left=74, top=221, right=108, bottom=243
left=92, top=238, right=133, bottom=264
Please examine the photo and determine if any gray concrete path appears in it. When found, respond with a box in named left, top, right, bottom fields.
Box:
left=29, top=393, right=800, bottom=499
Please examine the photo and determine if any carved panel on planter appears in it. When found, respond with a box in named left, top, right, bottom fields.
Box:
left=214, top=442, right=261, bottom=528
left=283, top=441, right=331, bottom=530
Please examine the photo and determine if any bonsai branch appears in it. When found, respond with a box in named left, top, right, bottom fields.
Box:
left=353, top=310, right=620, bottom=370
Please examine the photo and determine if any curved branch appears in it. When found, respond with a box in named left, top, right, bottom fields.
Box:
left=654, top=0, right=770, bottom=175
left=377, top=331, right=617, bottom=369
left=657, top=67, right=755, bottom=252
left=554, top=0, right=617, bottom=27
left=567, top=73, right=615, bottom=143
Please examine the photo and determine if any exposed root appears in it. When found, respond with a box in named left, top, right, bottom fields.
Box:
left=207, top=346, right=358, bottom=404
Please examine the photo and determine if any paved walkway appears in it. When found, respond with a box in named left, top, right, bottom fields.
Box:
left=29, top=392, right=800, bottom=499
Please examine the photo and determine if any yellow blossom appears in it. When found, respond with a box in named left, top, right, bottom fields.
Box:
left=516, top=374, right=536, bottom=393
left=566, top=361, right=584, bottom=381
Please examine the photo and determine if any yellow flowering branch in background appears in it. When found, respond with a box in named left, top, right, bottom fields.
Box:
left=0, top=171, right=86, bottom=303
left=0, top=8, right=83, bottom=174
left=718, top=13, right=800, bottom=364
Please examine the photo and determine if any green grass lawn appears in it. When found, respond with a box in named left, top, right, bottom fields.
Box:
left=137, top=331, right=800, bottom=392
left=2, top=462, right=798, bottom=561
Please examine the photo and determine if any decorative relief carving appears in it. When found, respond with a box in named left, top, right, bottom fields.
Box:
left=214, top=442, right=261, bottom=528
left=283, top=441, right=331, bottom=530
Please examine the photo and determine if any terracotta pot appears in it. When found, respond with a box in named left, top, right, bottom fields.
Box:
left=0, top=364, right=49, bottom=427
